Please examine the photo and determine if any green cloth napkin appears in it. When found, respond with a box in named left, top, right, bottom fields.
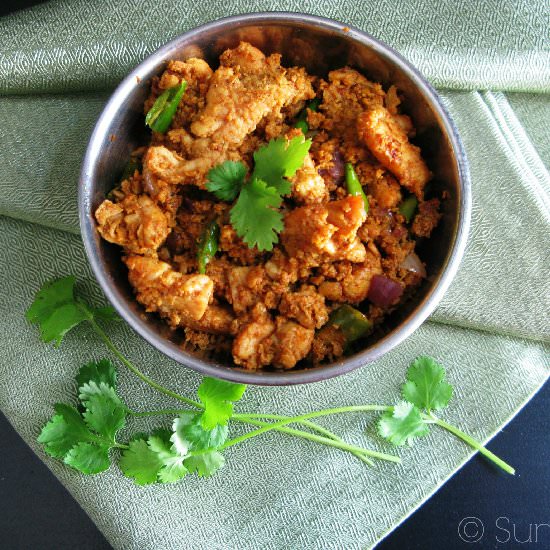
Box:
left=0, top=1, right=548, bottom=548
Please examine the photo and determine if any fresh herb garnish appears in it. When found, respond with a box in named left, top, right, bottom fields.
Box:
left=204, top=161, right=247, bottom=202
left=29, top=277, right=515, bottom=484
left=206, top=135, right=312, bottom=251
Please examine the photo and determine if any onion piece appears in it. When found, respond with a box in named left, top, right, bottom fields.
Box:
left=399, top=252, right=427, bottom=278
left=367, top=275, right=403, bottom=307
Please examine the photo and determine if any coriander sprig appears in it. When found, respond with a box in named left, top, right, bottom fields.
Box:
left=28, top=276, right=515, bottom=484
left=205, top=135, right=312, bottom=251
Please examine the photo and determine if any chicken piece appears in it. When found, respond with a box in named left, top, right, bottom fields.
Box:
left=95, top=194, right=169, bottom=254
left=232, top=314, right=276, bottom=370
left=290, top=152, right=328, bottom=204
left=318, top=250, right=383, bottom=303
left=190, top=43, right=299, bottom=148
left=367, top=172, right=402, bottom=209
left=278, top=286, right=329, bottom=329
left=357, top=107, right=431, bottom=198
left=266, top=318, right=315, bottom=369
left=184, top=304, right=235, bottom=335
left=320, top=67, right=385, bottom=140
left=143, top=145, right=210, bottom=190
left=124, top=255, right=213, bottom=325
left=227, top=266, right=262, bottom=314
left=281, top=196, right=367, bottom=263
left=411, top=198, right=442, bottom=238
left=227, top=265, right=283, bottom=313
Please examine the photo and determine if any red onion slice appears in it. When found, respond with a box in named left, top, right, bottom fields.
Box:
left=368, top=275, right=403, bottom=307
left=399, top=252, right=427, bottom=278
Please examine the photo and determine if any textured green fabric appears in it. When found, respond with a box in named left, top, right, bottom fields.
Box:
left=0, top=1, right=548, bottom=549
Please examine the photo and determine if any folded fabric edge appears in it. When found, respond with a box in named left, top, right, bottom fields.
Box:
left=479, top=92, right=550, bottom=210
left=371, top=375, right=549, bottom=550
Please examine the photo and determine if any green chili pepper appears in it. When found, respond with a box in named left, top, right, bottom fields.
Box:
left=145, top=80, right=187, bottom=133
left=329, top=305, right=373, bottom=343
left=294, top=97, right=321, bottom=134
left=197, top=220, right=220, bottom=274
left=399, top=196, right=418, bottom=223
left=345, top=163, right=369, bottom=213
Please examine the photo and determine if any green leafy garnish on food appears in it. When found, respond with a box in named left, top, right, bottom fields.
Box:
left=205, top=135, right=312, bottom=251
left=206, top=161, right=247, bottom=201
left=251, top=136, right=313, bottom=195
left=230, top=178, right=285, bottom=251
left=28, top=276, right=516, bottom=484
left=145, top=80, right=187, bottom=133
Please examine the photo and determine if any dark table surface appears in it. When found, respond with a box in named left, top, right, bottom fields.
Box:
left=1, top=379, right=548, bottom=550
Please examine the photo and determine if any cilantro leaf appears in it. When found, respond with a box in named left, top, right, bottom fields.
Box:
left=38, top=403, right=98, bottom=458
left=79, top=381, right=126, bottom=442
left=157, top=455, right=188, bottom=483
left=230, top=178, right=284, bottom=251
left=252, top=136, right=312, bottom=195
left=26, top=276, right=118, bottom=346
left=64, top=442, right=110, bottom=474
left=120, top=439, right=163, bottom=485
left=206, top=160, right=247, bottom=201
left=197, top=377, right=247, bottom=430
left=148, top=428, right=188, bottom=483
left=402, top=356, right=453, bottom=412
left=76, top=359, right=117, bottom=391
left=184, top=451, right=225, bottom=477
left=171, top=412, right=228, bottom=451
left=26, top=277, right=91, bottom=346
left=378, top=401, right=430, bottom=446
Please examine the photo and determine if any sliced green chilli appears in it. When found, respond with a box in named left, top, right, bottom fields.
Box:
left=145, top=80, right=187, bottom=133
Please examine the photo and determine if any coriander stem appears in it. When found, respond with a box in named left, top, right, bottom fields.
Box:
left=124, top=408, right=374, bottom=465
left=236, top=412, right=375, bottom=466
left=428, top=414, right=515, bottom=475
left=233, top=416, right=375, bottom=466
left=88, top=318, right=202, bottom=410
left=226, top=406, right=399, bottom=463
left=127, top=409, right=190, bottom=417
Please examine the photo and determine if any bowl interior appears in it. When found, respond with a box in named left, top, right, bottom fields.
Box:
left=80, top=13, right=469, bottom=385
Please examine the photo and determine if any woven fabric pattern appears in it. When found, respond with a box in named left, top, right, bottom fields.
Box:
left=0, top=1, right=548, bottom=549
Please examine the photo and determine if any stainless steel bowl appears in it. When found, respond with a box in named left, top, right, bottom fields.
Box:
left=80, top=12, right=471, bottom=385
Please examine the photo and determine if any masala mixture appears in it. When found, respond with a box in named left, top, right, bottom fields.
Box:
left=94, top=41, right=441, bottom=371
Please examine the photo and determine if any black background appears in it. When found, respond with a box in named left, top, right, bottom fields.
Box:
left=1, top=381, right=548, bottom=550
left=1, top=2, right=548, bottom=549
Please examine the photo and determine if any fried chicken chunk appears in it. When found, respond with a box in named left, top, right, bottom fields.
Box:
left=281, top=195, right=367, bottom=263
left=357, top=107, right=431, bottom=198
left=95, top=194, right=169, bottom=254
left=124, top=255, right=213, bottom=325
